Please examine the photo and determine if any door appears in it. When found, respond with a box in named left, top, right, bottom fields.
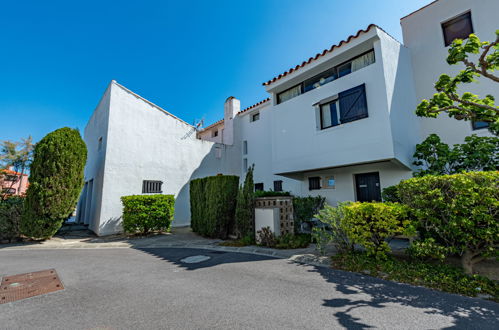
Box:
left=355, top=172, right=381, bottom=202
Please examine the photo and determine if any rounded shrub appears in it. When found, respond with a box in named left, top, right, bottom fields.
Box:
left=0, top=196, right=24, bottom=242
left=121, top=194, right=175, bottom=234
left=397, top=171, right=499, bottom=274
left=21, top=127, right=87, bottom=239
left=343, top=202, right=412, bottom=259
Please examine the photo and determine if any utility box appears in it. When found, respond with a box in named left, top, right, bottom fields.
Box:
left=255, top=208, right=280, bottom=242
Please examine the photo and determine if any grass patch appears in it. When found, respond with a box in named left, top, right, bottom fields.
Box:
left=219, top=235, right=255, bottom=247
left=274, top=233, right=311, bottom=249
left=332, top=252, right=499, bottom=301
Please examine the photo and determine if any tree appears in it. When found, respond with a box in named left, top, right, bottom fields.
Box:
left=0, top=137, right=34, bottom=199
left=416, top=31, right=499, bottom=135
left=21, top=128, right=87, bottom=239
left=413, top=133, right=498, bottom=176
left=235, top=165, right=254, bottom=238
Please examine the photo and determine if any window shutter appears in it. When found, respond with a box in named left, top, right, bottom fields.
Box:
left=308, top=177, right=321, bottom=190
left=339, top=84, right=368, bottom=124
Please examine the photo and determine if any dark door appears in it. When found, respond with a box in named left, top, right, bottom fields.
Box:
left=355, top=172, right=381, bottom=202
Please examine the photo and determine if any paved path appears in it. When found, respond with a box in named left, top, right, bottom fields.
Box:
left=1, top=248, right=497, bottom=329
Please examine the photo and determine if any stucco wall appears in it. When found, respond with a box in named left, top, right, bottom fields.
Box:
left=401, top=0, right=498, bottom=145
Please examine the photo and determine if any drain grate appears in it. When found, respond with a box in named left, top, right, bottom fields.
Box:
left=1, top=269, right=64, bottom=304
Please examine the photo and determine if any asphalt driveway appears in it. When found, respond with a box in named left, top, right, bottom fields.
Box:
left=0, top=248, right=497, bottom=329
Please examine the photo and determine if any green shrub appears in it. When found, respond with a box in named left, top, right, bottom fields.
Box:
left=235, top=166, right=254, bottom=238
left=0, top=196, right=24, bottom=242
left=293, top=195, right=325, bottom=231
left=219, top=234, right=256, bottom=247
left=21, top=127, right=87, bottom=239
left=333, top=251, right=499, bottom=301
left=254, top=190, right=291, bottom=198
left=343, top=202, right=412, bottom=259
left=381, top=185, right=400, bottom=203
left=121, top=195, right=174, bottom=234
left=312, top=203, right=354, bottom=255
left=190, top=175, right=239, bottom=239
left=397, top=171, right=499, bottom=274
left=256, top=226, right=276, bottom=247
left=256, top=227, right=310, bottom=249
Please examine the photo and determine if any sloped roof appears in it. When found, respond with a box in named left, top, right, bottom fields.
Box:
left=262, top=24, right=379, bottom=86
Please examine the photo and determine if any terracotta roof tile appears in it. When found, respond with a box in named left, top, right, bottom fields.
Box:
left=238, top=98, right=271, bottom=114
left=262, top=24, right=379, bottom=86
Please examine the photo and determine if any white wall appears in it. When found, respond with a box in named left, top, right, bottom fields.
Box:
left=401, top=0, right=498, bottom=145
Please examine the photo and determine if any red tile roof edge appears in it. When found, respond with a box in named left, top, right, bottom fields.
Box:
left=199, top=98, right=271, bottom=132
left=400, top=0, right=439, bottom=21
left=1, top=169, right=28, bottom=176
left=262, top=24, right=379, bottom=87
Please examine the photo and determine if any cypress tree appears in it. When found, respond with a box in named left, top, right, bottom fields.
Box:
left=235, top=165, right=254, bottom=238
left=21, top=127, right=87, bottom=239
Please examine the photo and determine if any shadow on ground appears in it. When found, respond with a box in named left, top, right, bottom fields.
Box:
left=296, top=263, right=499, bottom=330
left=134, top=247, right=276, bottom=270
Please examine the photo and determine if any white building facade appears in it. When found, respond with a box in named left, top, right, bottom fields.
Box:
left=77, top=0, right=497, bottom=235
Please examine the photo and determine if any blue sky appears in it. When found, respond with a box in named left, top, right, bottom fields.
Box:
left=0, top=0, right=432, bottom=142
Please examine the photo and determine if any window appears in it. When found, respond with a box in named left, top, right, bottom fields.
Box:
left=276, top=50, right=375, bottom=104
left=308, top=177, right=321, bottom=190
left=98, top=137, right=103, bottom=151
left=254, top=183, right=264, bottom=191
left=442, top=12, right=473, bottom=47
left=277, top=85, right=302, bottom=104
left=142, top=180, right=163, bottom=193
left=472, top=121, right=489, bottom=130
left=243, top=158, right=248, bottom=172
left=251, top=112, right=260, bottom=122
left=4, top=175, right=17, bottom=182
left=212, top=130, right=218, bottom=137
left=320, top=101, right=340, bottom=129
left=339, top=84, right=368, bottom=124
left=2, top=188, right=16, bottom=194
left=273, top=180, right=283, bottom=192
left=243, top=140, right=248, bottom=155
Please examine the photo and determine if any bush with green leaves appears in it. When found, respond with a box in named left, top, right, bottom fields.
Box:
left=333, top=251, right=498, bottom=300
left=21, top=127, right=87, bottom=239
left=381, top=185, right=400, bottom=203
left=254, top=190, right=291, bottom=198
left=235, top=166, right=254, bottom=238
left=413, top=134, right=498, bottom=176
left=293, top=195, right=325, bottom=231
left=120, top=194, right=174, bottom=234
left=397, top=171, right=499, bottom=274
left=190, top=175, right=239, bottom=239
left=312, top=203, right=353, bottom=255
left=343, top=202, right=412, bottom=259
left=256, top=226, right=310, bottom=249
left=0, top=196, right=24, bottom=242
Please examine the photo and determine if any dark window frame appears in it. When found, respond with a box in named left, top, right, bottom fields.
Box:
left=276, top=49, right=375, bottom=104
left=338, top=84, right=368, bottom=124
left=441, top=11, right=474, bottom=47
left=251, top=112, right=260, bottom=122
left=212, top=130, right=218, bottom=137
left=273, top=180, right=283, bottom=192
left=254, top=183, right=264, bottom=191
left=142, top=180, right=163, bottom=194
left=320, top=100, right=340, bottom=130
left=472, top=120, right=489, bottom=130
left=308, top=177, right=321, bottom=190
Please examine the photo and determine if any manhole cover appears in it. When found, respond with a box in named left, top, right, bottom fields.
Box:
left=180, top=255, right=211, bottom=264
left=1, top=269, right=64, bottom=304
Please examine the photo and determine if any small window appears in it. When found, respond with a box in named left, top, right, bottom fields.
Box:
left=4, top=175, right=17, bottom=182
left=304, top=68, right=337, bottom=93
left=2, top=188, right=16, bottom=194
left=98, top=137, right=103, bottom=151
left=243, top=141, right=248, bottom=155
left=320, top=101, right=340, bottom=129
left=273, top=180, right=283, bottom=192
left=442, top=12, right=473, bottom=46
left=243, top=158, right=248, bottom=172
left=472, top=121, right=489, bottom=130
left=254, top=183, right=264, bottom=191
left=251, top=112, right=260, bottom=122
left=212, top=130, right=218, bottom=137
left=277, top=85, right=302, bottom=104
left=351, top=51, right=375, bottom=72
left=308, top=177, right=321, bottom=190
left=142, top=180, right=163, bottom=193
left=337, top=62, right=352, bottom=78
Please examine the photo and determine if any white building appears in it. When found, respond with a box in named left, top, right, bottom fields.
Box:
left=77, top=0, right=497, bottom=235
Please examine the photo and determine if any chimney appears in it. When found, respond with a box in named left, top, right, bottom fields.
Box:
left=223, top=96, right=240, bottom=145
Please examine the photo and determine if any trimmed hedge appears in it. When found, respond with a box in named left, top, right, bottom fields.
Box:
left=121, top=194, right=175, bottom=234
left=343, top=202, right=411, bottom=259
left=21, top=127, right=87, bottom=239
left=397, top=171, right=499, bottom=274
left=190, top=175, right=239, bottom=239
left=235, top=166, right=254, bottom=238
left=0, top=196, right=24, bottom=242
